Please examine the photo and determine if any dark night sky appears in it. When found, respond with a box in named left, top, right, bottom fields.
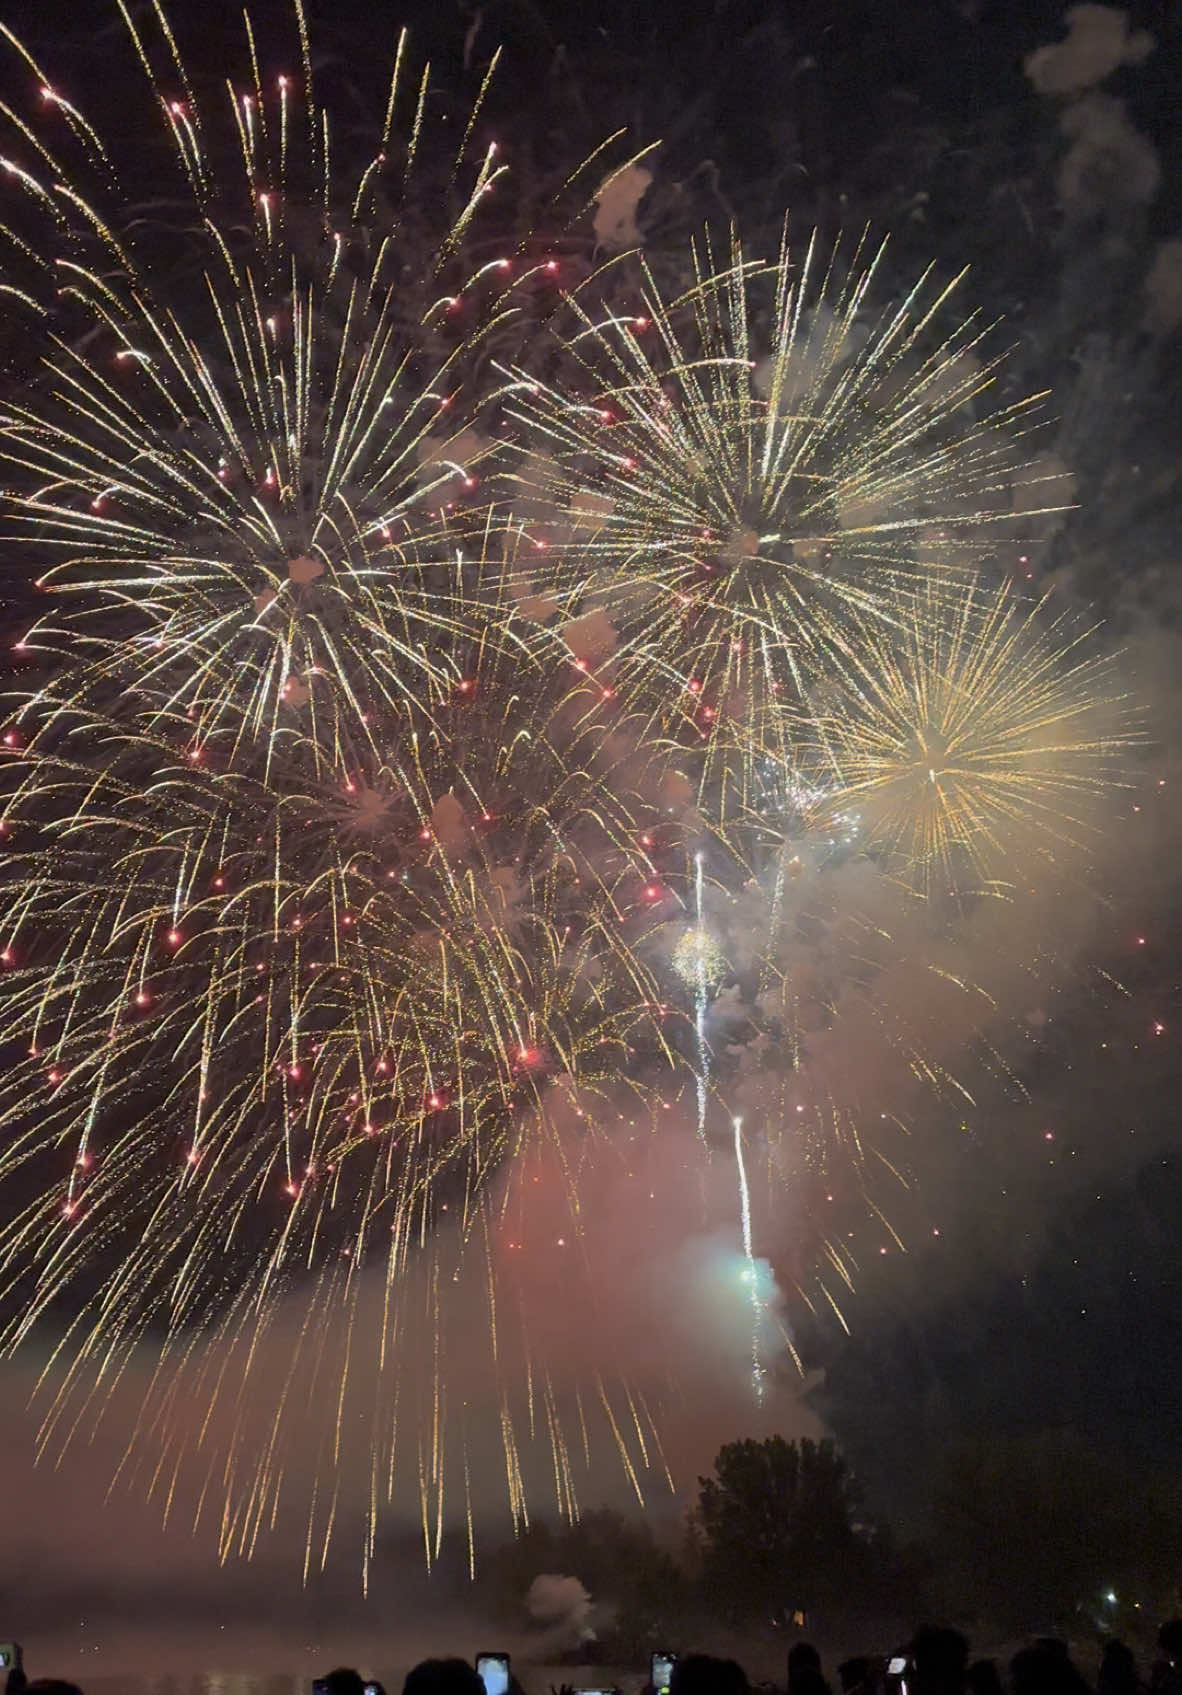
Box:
left=0, top=0, right=1180, bottom=1675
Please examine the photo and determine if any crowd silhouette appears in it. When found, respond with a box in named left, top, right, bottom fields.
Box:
left=3, top=1619, right=1181, bottom=1695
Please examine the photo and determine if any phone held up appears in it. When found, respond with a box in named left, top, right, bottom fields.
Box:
left=476, top=1653, right=511, bottom=1695
left=651, top=1653, right=677, bottom=1695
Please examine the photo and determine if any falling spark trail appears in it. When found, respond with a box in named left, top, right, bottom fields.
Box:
left=733, top=1115, right=765, bottom=1403
left=694, top=852, right=708, bottom=1143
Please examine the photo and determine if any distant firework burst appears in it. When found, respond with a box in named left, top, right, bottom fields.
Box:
left=812, top=578, right=1129, bottom=895
left=0, top=1, right=1133, bottom=1579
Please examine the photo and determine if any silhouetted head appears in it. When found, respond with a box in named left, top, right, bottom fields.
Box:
left=1011, top=1645, right=1090, bottom=1695
left=966, top=1661, right=1003, bottom=1695
left=1099, top=1640, right=1137, bottom=1695
left=910, top=1629, right=969, bottom=1692
left=790, top=1673, right=831, bottom=1695
left=26, top=1683, right=84, bottom=1695
left=402, top=1663, right=485, bottom=1695
left=1161, top=1625, right=1182, bottom=1667
left=671, top=1656, right=750, bottom=1695
left=790, top=1648, right=824, bottom=1680
left=321, top=1671, right=366, bottom=1695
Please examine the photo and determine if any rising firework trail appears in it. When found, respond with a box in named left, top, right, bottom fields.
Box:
left=732, top=1115, right=764, bottom=1403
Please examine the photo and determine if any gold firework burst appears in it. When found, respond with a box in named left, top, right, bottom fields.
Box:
left=813, top=578, right=1130, bottom=894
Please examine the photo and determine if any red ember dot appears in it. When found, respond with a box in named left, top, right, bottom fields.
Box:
left=167, top=929, right=182, bottom=947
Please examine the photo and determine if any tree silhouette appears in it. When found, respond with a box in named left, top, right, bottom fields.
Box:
left=695, top=1436, right=868, bottom=1624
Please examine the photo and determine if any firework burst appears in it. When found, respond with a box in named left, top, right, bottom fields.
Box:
left=0, top=0, right=1133, bottom=1581
left=497, top=223, right=1064, bottom=808
left=811, top=578, right=1129, bottom=896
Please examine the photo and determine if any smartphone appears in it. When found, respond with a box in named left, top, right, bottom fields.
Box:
left=477, top=1654, right=511, bottom=1695
left=888, top=1663, right=908, bottom=1678
left=0, top=1648, right=22, bottom=1673
left=652, top=1653, right=677, bottom=1694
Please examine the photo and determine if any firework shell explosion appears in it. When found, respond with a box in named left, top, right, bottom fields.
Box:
left=0, top=4, right=1136, bottom=1574
left=495, top=224, right=1073, bottom=807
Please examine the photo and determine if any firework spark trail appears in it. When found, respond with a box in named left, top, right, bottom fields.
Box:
left=731, top=1115, right=764, bottom=1403
left=694, top=851, right=709, bottom=1142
